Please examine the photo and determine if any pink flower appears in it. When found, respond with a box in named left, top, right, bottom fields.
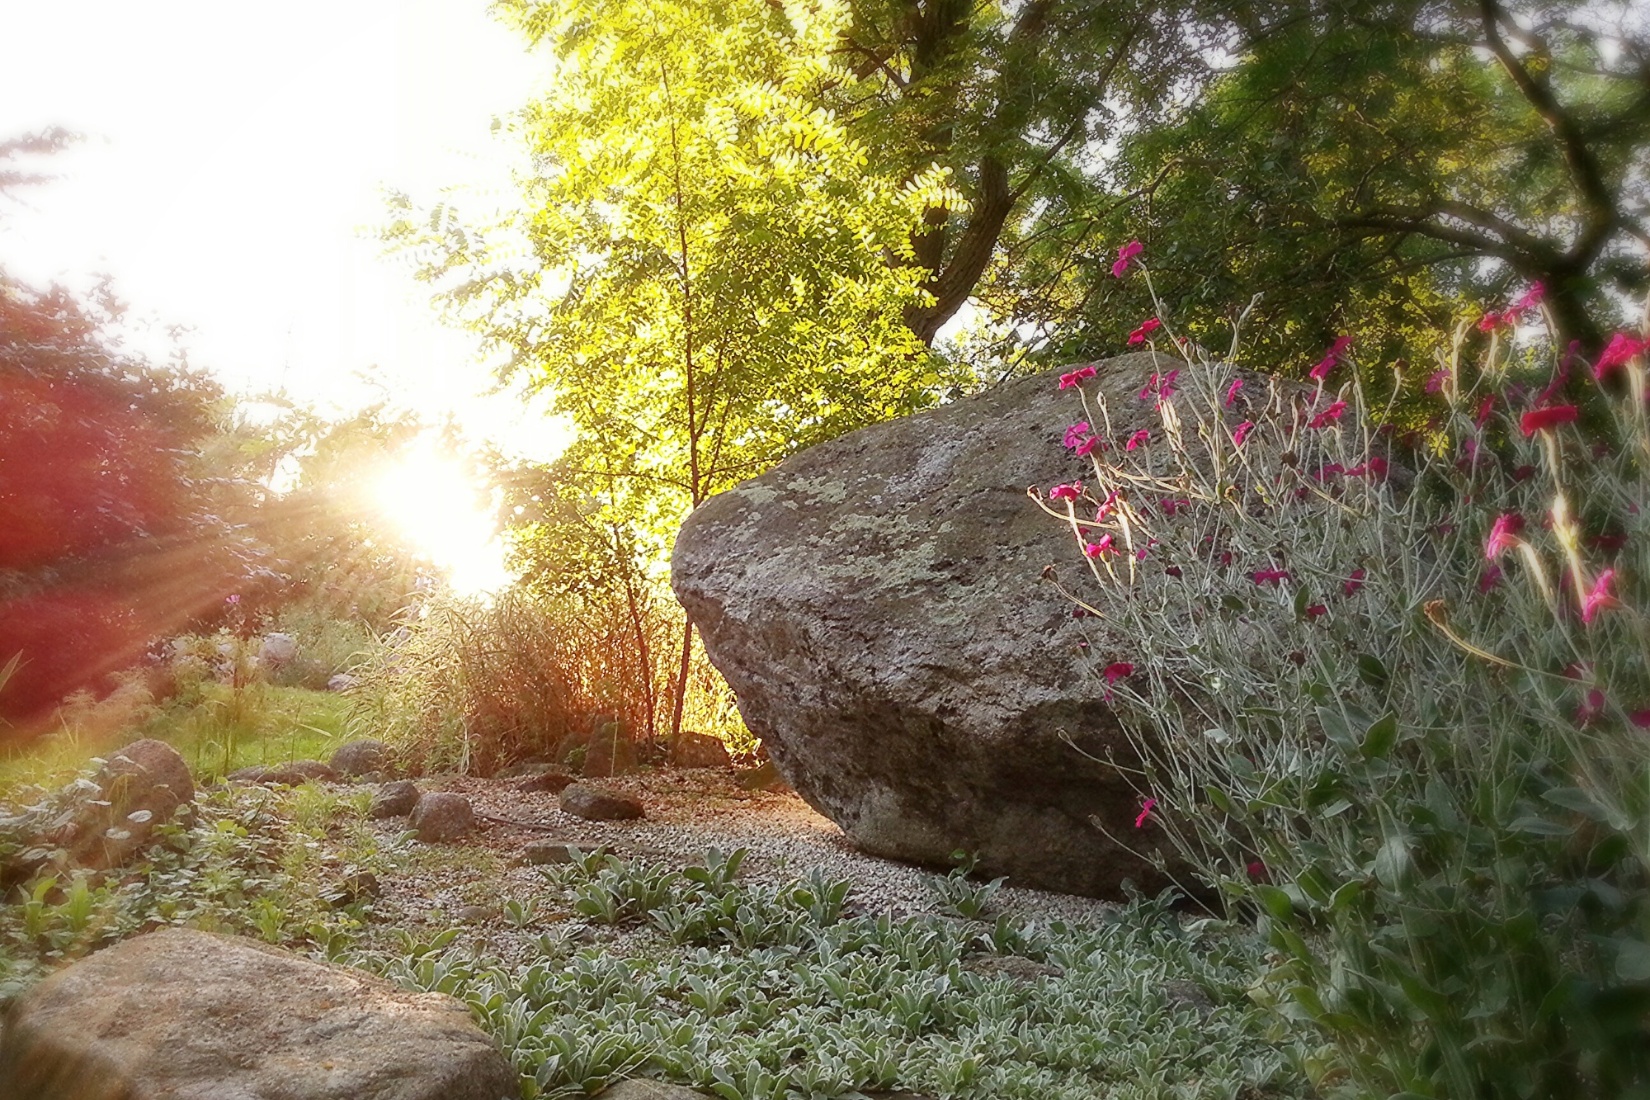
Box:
left=1164, top=565, right=1183, bottom=578
left=1308, top=400, right=1347, bottom=429
left=225, top=594, right=241, bottom=605
left=1512, top=464, right=1536, bottom=482
left=1475, top=394, right=1495, bottom=427
left=1343, top=569, right=1366, bottom=596
left=1224, top=379, right=1244, bottom=407
left=1058, top=364, right=1098, bottom=390
left=1477, top=312, right=1501, bottom=333
left=1102, top=661, right=1134, bottom=703
left=1245, top=860, right=1269, bottom=882
left=1127, top=317, right=1162, bottom=346
left=1096, top=489, right=1119, bottom=521
left=1314, top=462, right=1346, bottom=481
left=1520, top=405, right=1578, bottom=436
left=1159, top=498, right=1190, bottom=516
left=1049, top=482, right=1082, bottom=502
left=1232, top=421, right=1255, bottom=446
left=1485, top=513, right=1524, bottom=560
left=1111, top=239, right=1144, bottom=278
left=1074, top=435, right=1102, bottom=457
left=1512, top=282, right=1544, bottom=312
left=1345, top=457, right=1388, bottom=480
left=1125, top=429, right=1150, bottom=451
left=1594, top=333, right=1649, bottom=380
left=1305, top=603, right=1327, bottom=619
left=1576, top=687, right=1606, bottom=727
left=1308, top=335, right=1353, bottom=381
left=1426, top=369, right=1450, bottom=394
left=1250, top=567, right=1291, bottom=586
left=1581, top=569, right=1617, bottom=625
left=1629, top=710, right=1650, bottom=729
left=1083, top=535, right=1116, bottom=559
left=1478, top=565, right=1503, bottom=593
left=1062, top=422, right=1091, bottom=449
left=1134, top=796, right=1156, bottom=829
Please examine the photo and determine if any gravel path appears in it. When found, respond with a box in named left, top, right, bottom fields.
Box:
left=366, top=768, right=1118, bottom=964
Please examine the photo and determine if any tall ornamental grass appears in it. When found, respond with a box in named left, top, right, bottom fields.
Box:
left=346, top=586, right=748, bottom=776
left=1040, top=245, right=1648, bottom=1098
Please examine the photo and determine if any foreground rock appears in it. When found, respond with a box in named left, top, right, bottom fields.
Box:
left=671, top=352, right=1183, bottom=898
left=0, top=928, right=517, bottom=1100
left=409, top=792, right=474, bottom=842
left=560, top=783, right=645, bottom=821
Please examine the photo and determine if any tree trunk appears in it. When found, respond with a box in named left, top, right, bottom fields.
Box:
left=668, top=618, right=694, bottom=744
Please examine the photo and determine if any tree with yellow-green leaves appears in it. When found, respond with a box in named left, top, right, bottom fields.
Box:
left=386, top=0, right=970, bottom=737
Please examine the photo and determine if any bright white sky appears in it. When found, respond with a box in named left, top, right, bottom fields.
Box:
left=0, top=0, right=568, bottom=463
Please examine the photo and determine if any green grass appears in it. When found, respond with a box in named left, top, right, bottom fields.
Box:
left=0, top=683, right=350, bottom=801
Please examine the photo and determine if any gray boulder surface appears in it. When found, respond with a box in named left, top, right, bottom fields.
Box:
left=0, top=927, right=517, bottom=1100
left=409, top=792, right=475, bottom=842
left=560, top=783, right=645, bottom=822
left=671, top=352, right=1182, bottom=898
left=330, top=738, right=389, bottom=777
left=370, top=779, right=422, bottom=819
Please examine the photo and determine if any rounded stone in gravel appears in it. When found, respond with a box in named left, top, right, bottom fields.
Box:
left=560, top=784, right=645, bottom=821
left=370, top=780, right=422, bottom=819
left=516, top=771, right=576, bottom=794
left=410, top=792, right=475, bottom=842
left=329, top=739, right=389, bottom=777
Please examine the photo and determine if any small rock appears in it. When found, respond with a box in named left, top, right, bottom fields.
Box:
left=329, top=739, right=388, bottom=778
left=410, top=792, right=475, bottom=842
left=244, top=760, right=337, bottom=786
left=326, top=672, right=358, bottom=692
left=454, top=905, right=493, bottom=923
left=599, top=1081, right=715, bottom=1100
left=582, top=727, right=636, bottom=778
left=258, top=632, right=299, bottom=666
left=1162, top=978, right=1215, bottom=1016
left=672, top=732, right=731, bottom=770
left=370, top=780, right=421, bottom=819
left=962, top=955, right=1064, bottom=982
left=67, top=740, right=195, bottom=869
left=559, top=784, right=645, bottom=822
left=523, top=840, right=578, bottom=865
left=515, top=771, right=575, bottom=794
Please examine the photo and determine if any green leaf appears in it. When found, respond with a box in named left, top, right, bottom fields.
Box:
left=1541, top=786, right=1607, bottom=822
left=1356, top=654, right=1390, bottom=690
left=1254, top=884, right=1295, bottom=921
left=1374, top=833, right=1412, bottom=889
left=1507, top=816, right=1572, bottom=837
left=1360, top=713, right=1398, bottom=760
left=1615, top=939, right=1650, bottom=982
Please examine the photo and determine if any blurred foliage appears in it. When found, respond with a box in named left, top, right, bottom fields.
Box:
left=994, top=1, right=1650, bottom=381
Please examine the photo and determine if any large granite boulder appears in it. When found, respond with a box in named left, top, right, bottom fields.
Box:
left=671, top=352, right=1183, bottom=898
left=0, top=928, right=518, bottom=1100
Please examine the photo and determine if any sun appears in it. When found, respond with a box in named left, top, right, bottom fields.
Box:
left=369, top=440, right=513, bottom=598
